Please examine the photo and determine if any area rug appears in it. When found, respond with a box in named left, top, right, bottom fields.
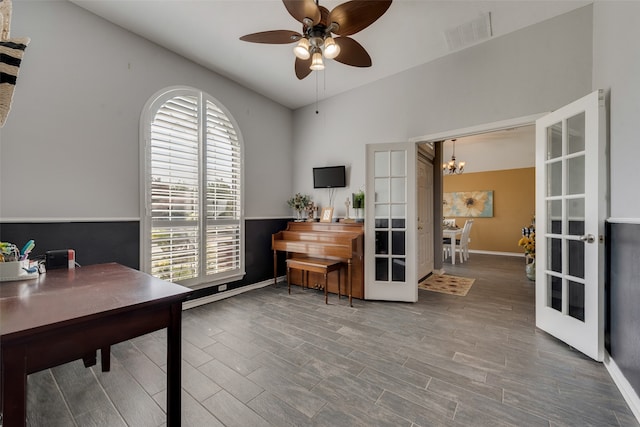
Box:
left=419, top=274, right=475, bottom=296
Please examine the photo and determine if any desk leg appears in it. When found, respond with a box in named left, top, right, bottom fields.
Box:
left=2, top=346, right=27, bottom=427
left=167, top=302, right=182, bottom=427
left=101, top=347, right=111, bottom=372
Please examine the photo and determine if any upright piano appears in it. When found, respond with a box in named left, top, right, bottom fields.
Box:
left=272, top=222, right=365, bottom=299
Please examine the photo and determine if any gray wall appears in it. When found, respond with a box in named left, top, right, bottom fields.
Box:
left=0, top=0, right=294, bottom=220
left=593, top=2, right=640, bottom=219
left=593, top=1, right=640, bottom=401
left=291, top=6, right=593, bottom=217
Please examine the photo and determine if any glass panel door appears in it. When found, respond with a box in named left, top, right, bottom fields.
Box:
left=535, top=90, right=605, bottom=361
left=366, top=142, right=417, bottom=302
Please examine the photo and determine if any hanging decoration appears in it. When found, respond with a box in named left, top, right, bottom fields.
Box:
left=0, top=0, right=30, bottom=127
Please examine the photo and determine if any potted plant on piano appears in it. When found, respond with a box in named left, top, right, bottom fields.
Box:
left=352, top=190, right=364, bottom=221
left=287, top=193, right=311, bottom=221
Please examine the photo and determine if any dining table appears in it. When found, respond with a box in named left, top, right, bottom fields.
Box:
left=443, top=226, right=463, bottom=264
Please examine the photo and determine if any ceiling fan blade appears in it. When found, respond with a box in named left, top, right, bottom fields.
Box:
left=329, top=0, right=392, bottom=36
left=334, top=37, right=372, bottom=67
left=239, top=30, right=302, bottom=44
left=295, top=57, right=313, bottom=80
left=283, top=0, right=321, bottom=26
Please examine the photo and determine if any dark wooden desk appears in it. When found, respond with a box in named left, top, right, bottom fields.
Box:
left=0, top=263, right=191, bottom=426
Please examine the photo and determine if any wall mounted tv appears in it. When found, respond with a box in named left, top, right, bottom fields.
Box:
left=313, top=165, right=346, bottom=188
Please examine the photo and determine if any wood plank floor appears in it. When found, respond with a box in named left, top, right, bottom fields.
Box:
left=24, top=254, right=638, bottom=426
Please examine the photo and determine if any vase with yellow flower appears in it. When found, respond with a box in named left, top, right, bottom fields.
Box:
left=518, top=231, right=535, bottom=280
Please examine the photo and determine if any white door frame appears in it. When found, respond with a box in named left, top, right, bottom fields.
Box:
left=409, top=113, right=546, bottom=145
left=410, top=113, right=546, bottom=271
left=362, top=113, right=546, bottom=302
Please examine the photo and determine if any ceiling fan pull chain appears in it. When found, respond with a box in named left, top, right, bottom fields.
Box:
left=315, top=72, right=319, bottom=114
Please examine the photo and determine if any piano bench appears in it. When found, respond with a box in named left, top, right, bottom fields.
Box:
left=286, top=257, right=344, bottom=304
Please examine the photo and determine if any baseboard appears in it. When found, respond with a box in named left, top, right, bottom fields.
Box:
left=604, top=352, right=640, bottom=423
left=182, top=275, right=285, bottom=310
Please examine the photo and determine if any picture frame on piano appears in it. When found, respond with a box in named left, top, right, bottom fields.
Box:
left=320, top=207, right=334, bottom=223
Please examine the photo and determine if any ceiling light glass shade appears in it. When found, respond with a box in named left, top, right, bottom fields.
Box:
left=323, top=37, right=340, bottom=59
left=310, top=51, right=325, bottom=70
left=293, top=38, right=310, bottom=60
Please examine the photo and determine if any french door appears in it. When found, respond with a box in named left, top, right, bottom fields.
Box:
left=535, top=90, right=606, bottom=361
left=365, top=142, right=418, bottom=302
left=417, top=153, right=434, bottom=280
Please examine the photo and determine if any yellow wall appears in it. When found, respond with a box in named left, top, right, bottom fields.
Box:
left=443, top=167, right=535, bottom=254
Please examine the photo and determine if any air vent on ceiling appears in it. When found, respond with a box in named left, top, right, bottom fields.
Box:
left=444, top=12, right=492, bottom=52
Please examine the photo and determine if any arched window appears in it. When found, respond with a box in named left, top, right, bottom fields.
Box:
left=141, top=87, right=244, bottom=287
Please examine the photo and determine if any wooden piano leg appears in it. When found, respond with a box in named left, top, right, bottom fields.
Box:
left=348, top=259, right=353, bottom=307
left=324, top=272, right=328, bottom=304
left=273, top=250, right=277, bottom=286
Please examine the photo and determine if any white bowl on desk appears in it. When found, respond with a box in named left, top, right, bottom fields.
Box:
left=0, top=260, right=38, bottom=282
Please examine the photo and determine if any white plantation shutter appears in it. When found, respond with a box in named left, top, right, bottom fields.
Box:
left=204, top=100, right=241, bottom=276
left=143, top=88, right=243, bottom=287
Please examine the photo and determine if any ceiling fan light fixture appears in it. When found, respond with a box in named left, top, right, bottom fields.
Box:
left=293, top=38, right=311, bottom=60
left=310, top=51, right=325, bottom=71
left=323, top=36, right=340, bottom=59
left=239, top=0, right=393, bottom=79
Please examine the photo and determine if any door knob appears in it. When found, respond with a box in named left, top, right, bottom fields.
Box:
left=580, top=234, right=595, bottom=243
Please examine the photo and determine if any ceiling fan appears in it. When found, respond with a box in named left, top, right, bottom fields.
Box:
left=239, top=0, right=392, bottom=80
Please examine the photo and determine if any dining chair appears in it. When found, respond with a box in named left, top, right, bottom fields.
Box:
left=455, top=219, right=474, bottom=263
left=442, top=219, right=457, bottom=261
left=443, top=219, right=473, bottom=263
left=442, top=244, right=451, bottom=261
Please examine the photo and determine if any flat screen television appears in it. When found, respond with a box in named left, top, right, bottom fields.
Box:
left=313, top=165, right=346, bottom=188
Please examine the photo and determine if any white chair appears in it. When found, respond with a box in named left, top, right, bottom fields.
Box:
left=443, top=219, right=473, bottom=263
left=442, top=244, right=450, bottom=261
left=455, top=219, right=473, bottom=263
left=442, top=219, right=455, bottom=261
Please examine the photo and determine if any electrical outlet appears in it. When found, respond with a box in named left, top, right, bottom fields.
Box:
left=218, top=284, right=227, bottom=292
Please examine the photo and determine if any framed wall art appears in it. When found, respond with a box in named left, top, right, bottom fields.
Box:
left=443, top=190, right=493, bottom=217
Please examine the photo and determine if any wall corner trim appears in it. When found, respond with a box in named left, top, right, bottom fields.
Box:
left=607, top=217, right=640, bottom=225
left=604, top=352, right=640, bottom=423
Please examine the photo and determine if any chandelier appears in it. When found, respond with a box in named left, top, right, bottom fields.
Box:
left=443, top=139, right=465, bottom=174
left=292, top=25, right=340, bottom=71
